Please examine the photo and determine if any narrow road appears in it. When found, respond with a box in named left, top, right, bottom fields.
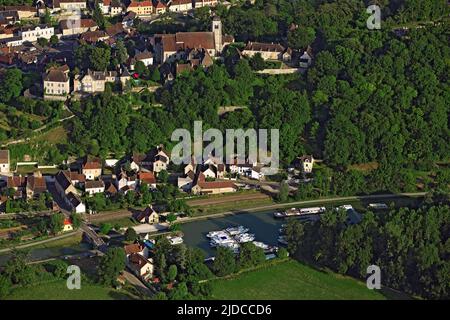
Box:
left=122, top=270, right=154, bottom=297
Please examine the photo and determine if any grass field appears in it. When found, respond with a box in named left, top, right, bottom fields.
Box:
left=209, top=260, right=386, bottom=300
left=7, top=280, right=136, bottom=300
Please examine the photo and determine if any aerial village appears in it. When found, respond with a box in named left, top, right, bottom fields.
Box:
left=0, top=0, right=313, bottom=100
left=0, top=0, right=359, bottom=297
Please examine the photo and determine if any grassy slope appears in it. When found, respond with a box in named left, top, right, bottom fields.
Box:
left=210, top=260, right=386, bottom=300
left=7, top=280, right=135, bottom=300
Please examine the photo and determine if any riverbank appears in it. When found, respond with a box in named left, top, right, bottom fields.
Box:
left=209, top=259, right=387, bottom=300
left=178, top=192, right=426, bottom=224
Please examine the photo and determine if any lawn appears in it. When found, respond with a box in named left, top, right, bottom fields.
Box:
left=209, top=260, right=386, bottom=300
left=7, top=280, right=136, bottom=300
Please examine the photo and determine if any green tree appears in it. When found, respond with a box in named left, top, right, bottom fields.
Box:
left=0, top=68, right=22, bottom=102
left=277, top=181, right=290, bottom=202
left=285, top=219, right=304, bottom=256
left=167, top=264, right=178, bottom=283
left=92, top=2, right=106, bottom=29
left=49, top=213, right=65, bottom=234
left=150, top=67, right=161, bottom=82
left=238, top=242, right=265, bottom=269
left=100, top=223, right=113, bottom=235
left=49, top=35, right=59, bottom=46
left=212, top=247, right=236, bottom=276
left=70, top=213, right=82, bottom=229
left=97, top=247, right=126, bottom=286
left=37, top=37, right=48, bottom=47
left=248, top=53, right=265, bottom=71
left=124, top=227, right=138, bottom=242
left=287, top=26, right=316, bottom=50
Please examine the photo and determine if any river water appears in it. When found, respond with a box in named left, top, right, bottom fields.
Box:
left=0, top=210, right=315, bottom=265
left=181, top=211, right=318, bottom=257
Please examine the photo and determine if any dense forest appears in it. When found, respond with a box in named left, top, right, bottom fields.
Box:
left=286, top=203, right=450, bottom=299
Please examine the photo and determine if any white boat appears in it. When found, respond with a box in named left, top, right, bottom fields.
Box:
left=368, top=203, right=388, bottom=210
left=225, top=225, right=249, bottom=236
left=298, top=207, right=326, bottom=215
left=209, top=233, right=235, bottom=247
left=207, top=230, right=227, bottom=238
left=235, top=233, right=255, bottom=243
left=278, top=236, right=288, bottom=245
left=273, top=211, right=286, bottom=218
left=167, top=236, right=183, bottom=245
left=336, top=205, right=353, bottom=211
left=220, top=242, right=240, bottom=252
left=252, top=241, right=269, bottom=250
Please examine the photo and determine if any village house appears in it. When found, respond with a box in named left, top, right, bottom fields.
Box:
left=84, top=180, right=105, bottom=196
left=194, top=0, right=218, bottom=8
left=124, top=242, right=149, bottom=259
left=127, top=0, right=153, bottom=16
left=66, top=171, right=86, bottom=187
left=0, top=10, right=20, bottom=26
left=191, top=172, right=237, bottom=195
left=135, top=205, right=159, bottom=224
left=122, top=11, right=136, bottom=28
left=105, top=22, right=126, bottom=37
left=63, top=218, right=73, bottom=232
left=43, top=64, right=70, bottom=99
left=0, top=150, right=10, bottom=173
left=152, top=144, right=170, bottom=173
left=130, top=152, right=153, bottom=171
left=25, top=172, right=47, bottom=200
left=6, top=175, right=27, bottom=199
left=79, top=30, right=109, bottom=43
left=55, top=171, right=79, bottom=197
left=59, top=18, right=97, bottom=37
left=242, top=41, right=286, bottom=60
left=153, top=0, right=167, bottom=14
left=99, top=0, right=123, bottom=16
left=137, top=171, right=156, bottom=189
left=175, top=47, right=214, bottom=76
left=74, top=68, right=130, bottom=93
left=128, top=253, right=154, bottom=278
left=0, top=5, right=37, bottom=19
left=299, top=47, right=313, bottom=68
left=82, top=159, right=102, bottom=180
left=130, top=50, right=153, bottom=70
left=153, top=17, right=232, bottom=63
left=67, top=192, right=85, bottom=213
left=50, top=0, right=87, bottom=13
left=117, top=171, right=137, bottom=191
left=177, top=169, right=195, bottom=192
left=18, top=25, right=54, bottom=43
left=168, top=0, right=192, bottom=12
left=0, top=25, right=15, bottom=40
left=250, top=166, right=265, bottom=180
left=204, top=155, right=225, bottom=178
left=54, top=171, right=85, bottom=213
left=296, top=155, right=314, bottom=173
left=104, top=182, right=118, bottom=196
left=0, top=35, right=22, bottom=47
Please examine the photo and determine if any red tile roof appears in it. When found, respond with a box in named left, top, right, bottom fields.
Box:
left=124, top=243, right=144, bottom=255
left=138, top=171, right=156, bottom=184
left=128, top=1, right=152, bottom=8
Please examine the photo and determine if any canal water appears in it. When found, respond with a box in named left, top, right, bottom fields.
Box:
left=181, top=211, right=316, bottom=257
left=0, top=243, right=91, bottom=266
